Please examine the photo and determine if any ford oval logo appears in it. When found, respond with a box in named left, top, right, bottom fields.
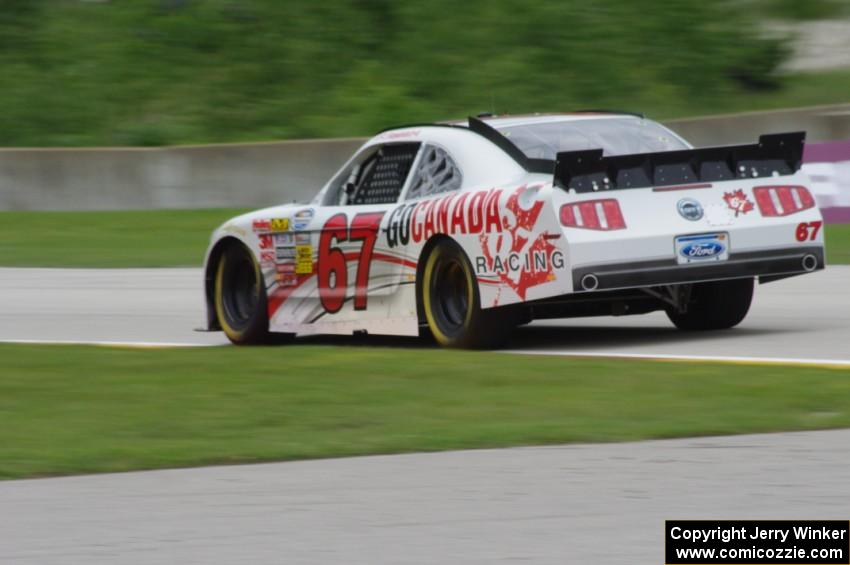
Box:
left=677, top=198, right=704, bottom=221
left=680, top=241, right=725, bottom=259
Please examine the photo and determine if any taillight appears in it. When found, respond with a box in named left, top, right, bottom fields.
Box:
left=753, top=186, right=815, bottom=217
left=560, top=199, right=626, bottom=230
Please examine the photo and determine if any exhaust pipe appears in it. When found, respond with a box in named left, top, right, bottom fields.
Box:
left=581, top=273, right=599, bottom=291
left=802, top=254, right=818, bottom=272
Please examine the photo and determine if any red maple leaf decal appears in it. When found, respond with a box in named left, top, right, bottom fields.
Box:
left=479, top=186, right=559, bottom=301
left=723, top=189, right=754, bottom=217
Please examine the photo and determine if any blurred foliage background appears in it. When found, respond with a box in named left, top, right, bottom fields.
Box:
left=0, top=0, right=848, bottom=146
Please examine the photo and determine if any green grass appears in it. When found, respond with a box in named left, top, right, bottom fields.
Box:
left=1, top=210, right=848, bottom=268
left=826, top=224, right=850, bottom=265
left=674, top=69, right=850, bottom=119
left=0, top=343, right=849, bottom=479
left=0, top=208, right=248, bottom=268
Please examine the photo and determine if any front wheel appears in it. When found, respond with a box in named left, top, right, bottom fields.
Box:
left=420, top=239, right=517, bottom=349
left=666, top=278, right=754, bottom=331
left=214, top=242, right=293, bottom=345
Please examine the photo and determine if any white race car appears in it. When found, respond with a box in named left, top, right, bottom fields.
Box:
left=204, top=112, right=825, bottom=348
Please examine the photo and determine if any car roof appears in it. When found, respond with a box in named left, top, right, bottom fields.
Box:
left=371, top=112, right=655, bottom=175
left=471, top=112, right=643, bottom=129
left=379, top=111, right=645, bottom=135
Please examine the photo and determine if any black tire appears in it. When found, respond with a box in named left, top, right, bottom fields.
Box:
left=214, top=242, right=293, bottom=345
left=666, top=278, right=754, bottom=331
left=420, top=239, right=517, bottom=349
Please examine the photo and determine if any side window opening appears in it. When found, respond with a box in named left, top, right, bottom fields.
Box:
left=348, top=143, right=419, bottom=205
left=406, top=144, right=463, bottom=200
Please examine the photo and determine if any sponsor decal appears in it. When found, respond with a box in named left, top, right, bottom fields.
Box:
left=274, top=233, right=294, bottom=246
left=723, top=189, right=754, bottom=217
left=385, top=188, right=506, bottom=248
left=386, top=186, right=564, bottom=301
left=292, top=208, right=314, bottom=230
left=477, top=187, right=565, bottom=300
left=381, top=129, right=421, bottom=140
left=295, top=245, right=314, bottom=274
left=677, top=198, right=704, bottom=221
left=295, top=233, right=312, bottom=246
left=276, top=272, right=298, bottom=286
left=258, top=233, right=273, bottom=249
left=252, top=219, right=271, bottom=232
left=259, top=250, right=275, bottom=263
left=276, top=263, right=295, bottom=273
left=276, top=247, right=296, bottom=261
left=474, top=251, right=564, bottom=277
left=270, top=218, right=290, bottom=232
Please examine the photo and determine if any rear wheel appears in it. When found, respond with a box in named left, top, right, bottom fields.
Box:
left=421, top=239, right=517, bottom=349
left=214, top=242, right=293, bottom=345
left=666, top=278, right=754, bottom=331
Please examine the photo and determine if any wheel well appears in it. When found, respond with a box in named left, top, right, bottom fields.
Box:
left=415, top=234, right=459, bottom=326
left=416, top=235, right=532, bottom=328
left=204, top=236, right=245, bottom=330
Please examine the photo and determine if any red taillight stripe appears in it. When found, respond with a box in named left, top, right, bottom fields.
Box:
left=754, top=188, right=777, bottom=216
left=798, top=187, right=815, bottom=209
left=578, top=201, right=600, bottom=229
left=776, top=188, right=796, bottom=215
left=560, top=199, right=626, bottom=231
left=602, top=200, right=626, bottom=229
left=753, top=186, right=816, bottom=217
left=559, top=204, right=576, bottom=227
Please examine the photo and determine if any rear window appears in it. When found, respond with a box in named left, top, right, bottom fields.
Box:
left=496, top=118, right=688, bottom=160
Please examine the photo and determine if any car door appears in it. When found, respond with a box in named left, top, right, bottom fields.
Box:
left=279, top=142, right=422, bottom=333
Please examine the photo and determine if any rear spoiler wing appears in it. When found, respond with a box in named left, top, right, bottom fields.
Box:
left=553, top=132, right=806, bottom=193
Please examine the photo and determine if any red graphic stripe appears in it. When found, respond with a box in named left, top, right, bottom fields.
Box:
left=652, top=183, right=713, bottom=192
left=372, top=251, right=418, bottom=270
left=267, top=253, right=418, bottom=316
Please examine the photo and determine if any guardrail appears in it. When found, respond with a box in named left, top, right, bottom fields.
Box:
left=2, top=103, right=850, bottom=214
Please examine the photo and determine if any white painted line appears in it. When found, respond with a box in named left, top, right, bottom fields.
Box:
left=4, top=339, right=848, bottom=368
left=502, top=349, right=850, bottom=368
left=0, top=339, right=218, bottom=349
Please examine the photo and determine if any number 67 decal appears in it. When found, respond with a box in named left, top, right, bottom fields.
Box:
left=796, top=221, right=822, bottom=242
left=318, top=212, right=386, bottom=313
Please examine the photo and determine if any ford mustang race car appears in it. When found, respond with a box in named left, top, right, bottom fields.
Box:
left=204, top=112, right=825, bottom=348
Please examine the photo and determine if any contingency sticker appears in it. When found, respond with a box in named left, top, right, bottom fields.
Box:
left=295, top=232, right=312, bottom=246
left=270, top=218, right=291, bottom=232
left=274, top=232, right=294, bottom=246
left=276, top=272, right=298, bottom=286
left=276, top=247, right=296, bottom=261
left=292, top=209, right=314, bottom=230
left=295, top=245, right=313, bottom=274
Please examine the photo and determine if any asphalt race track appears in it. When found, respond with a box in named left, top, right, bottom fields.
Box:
left=1, top=266, right=849, bottom=564
left=1, top=266, right=848, bottom=364
left=2, top=430, right=849, bottom=564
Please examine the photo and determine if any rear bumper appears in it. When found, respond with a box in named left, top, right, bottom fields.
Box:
left=572, top=246, right=824, bottom=292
